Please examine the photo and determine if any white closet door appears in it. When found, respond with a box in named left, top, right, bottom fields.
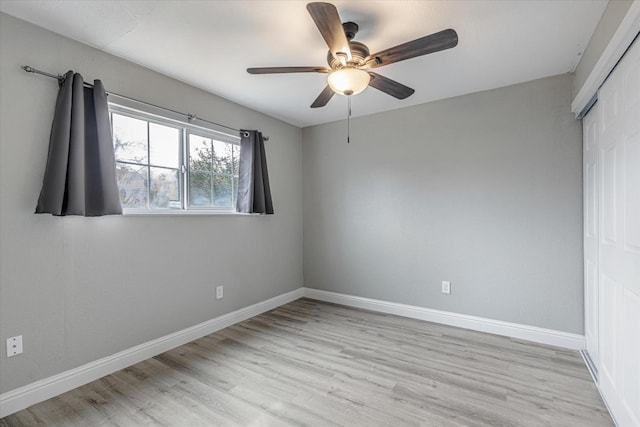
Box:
left=597, top=36, right=640, bottom=427
left=583, top=104, right=600, bottom=370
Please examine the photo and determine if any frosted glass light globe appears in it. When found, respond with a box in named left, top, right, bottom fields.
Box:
left=327, top=68, right=370, bottom=96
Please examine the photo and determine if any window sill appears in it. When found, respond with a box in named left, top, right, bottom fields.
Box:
left=122, top=209, right=250, bottom=216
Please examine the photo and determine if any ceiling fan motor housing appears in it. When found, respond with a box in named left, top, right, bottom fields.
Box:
left=327, top=40, right=370, bottom=69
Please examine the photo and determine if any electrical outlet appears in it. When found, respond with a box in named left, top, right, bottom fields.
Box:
left=216, top=286, right=224, bottom=300
left=442, top=281, right=451, bottom=295
left=7, top=335, right=23, bottom=357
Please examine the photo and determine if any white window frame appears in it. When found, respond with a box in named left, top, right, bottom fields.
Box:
left=109, top=102, right=241, bottom=215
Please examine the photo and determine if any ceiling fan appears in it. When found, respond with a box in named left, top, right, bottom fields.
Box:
left=247, top=2, right=458, bottom=108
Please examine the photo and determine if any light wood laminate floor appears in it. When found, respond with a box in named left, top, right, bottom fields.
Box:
left=1, top=299, right=613, bottom=426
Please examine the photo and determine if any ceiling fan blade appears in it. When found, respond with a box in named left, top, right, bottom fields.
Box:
left=311, top=85, right=335, bottom=108
left=247, top=66, right=330, bottom=74
left=366, top=29, right=458, bottom=68
left=306, top=2, right=352, bottom=61
left=367, top=72, right=415, bottom=99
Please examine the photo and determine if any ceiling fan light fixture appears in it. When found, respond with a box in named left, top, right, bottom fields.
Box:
left=328, top=68, right=370, bottom=96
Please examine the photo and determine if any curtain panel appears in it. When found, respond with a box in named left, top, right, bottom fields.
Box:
left=35, top=71, right=122, bottom=216
left=236, top=130, right=274, bottom=214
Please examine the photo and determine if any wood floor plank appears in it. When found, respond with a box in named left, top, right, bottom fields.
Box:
left=1, top=298, right=613, bottom=426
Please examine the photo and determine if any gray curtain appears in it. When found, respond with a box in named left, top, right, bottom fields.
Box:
left=35, top=71, right=122, bottom=216
left=236, top=130, right=274, bottom=214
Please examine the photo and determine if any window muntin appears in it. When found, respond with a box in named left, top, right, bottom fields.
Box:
left=109, top=106, right=239, bottom=213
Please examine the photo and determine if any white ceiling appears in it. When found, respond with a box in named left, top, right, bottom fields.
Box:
left=0, top=0, right=608, bottom=127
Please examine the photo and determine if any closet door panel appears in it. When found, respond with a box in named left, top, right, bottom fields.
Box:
left=597, top=37, right=640, bottom=427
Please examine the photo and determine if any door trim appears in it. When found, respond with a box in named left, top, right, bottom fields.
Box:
left=572, top=1, right=640, bottom=117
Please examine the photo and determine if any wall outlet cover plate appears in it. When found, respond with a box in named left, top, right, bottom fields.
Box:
left=7, top=335, right=23, bottom=357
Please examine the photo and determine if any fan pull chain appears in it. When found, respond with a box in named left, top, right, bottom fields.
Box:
left=347, top=95, right=351, bottom=144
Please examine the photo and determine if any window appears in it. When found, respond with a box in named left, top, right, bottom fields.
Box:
left=188, top=133, right=239, bottom=208
left=109, top=105, right=240, bottom=213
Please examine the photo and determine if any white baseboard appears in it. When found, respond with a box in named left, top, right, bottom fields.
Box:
left=302, top=288, right=585, bottom=351
left=0, top=288, right=303, bottom=418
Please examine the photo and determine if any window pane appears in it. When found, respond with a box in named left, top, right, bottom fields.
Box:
left=116, top=163, right=148, bottom=208
left=189, top=134, right=212, bottom=172
left=150, top=167, right=180, bottom=209
left=189, top=171, right=212, bottom=207
left=212, top=139, right=233, bottom=175
left=149, top=123, right=179, bottom=168
left=213, top=174, right=233, bottom=207
left=112, top=114, right=148, bottom=164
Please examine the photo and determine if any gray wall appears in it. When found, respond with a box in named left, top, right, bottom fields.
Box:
left=573, top=0, right=634, bottom=99
left=303, top=74, right=584, bottom=334
left=0, top=13, right=303, bottom=393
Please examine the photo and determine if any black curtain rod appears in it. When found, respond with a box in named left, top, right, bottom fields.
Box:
left=21, top=65, right=269, bottom=141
